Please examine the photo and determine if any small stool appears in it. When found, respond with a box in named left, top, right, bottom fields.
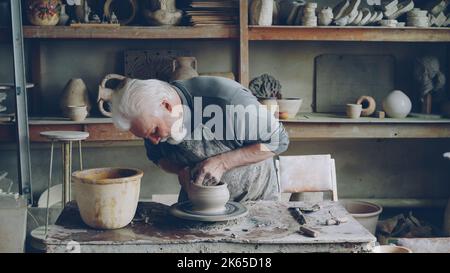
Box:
left=39, top=131, right=89, bottom=237
left=40, top=131, right=89, bottom=206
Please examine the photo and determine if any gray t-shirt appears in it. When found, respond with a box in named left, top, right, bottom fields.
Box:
left=145, top=76, right=289, bottom=201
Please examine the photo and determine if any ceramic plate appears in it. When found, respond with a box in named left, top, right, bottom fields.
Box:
left=170, top=201, right=248, bottom=222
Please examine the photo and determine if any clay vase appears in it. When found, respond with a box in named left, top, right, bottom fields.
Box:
left=382, top=90, right=412, bottom=119
left=60, top=78, right=91, bottom=118
left=249, top=0, right=274, bottom=26
left=318, top=7, right=334, bottom=26
left=72, top=168, right=143, bottom=229
left=57, top=4, right=69, bottom=26
left=26, top=0, right=61, bottom=26
left=170, top=57, right=199, bottom=82
left=187, top=183, right=230, bottom=214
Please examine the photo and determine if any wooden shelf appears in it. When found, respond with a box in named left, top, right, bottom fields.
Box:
left=249, top=26, right=450, bottom=42
left=2, top=115, right=450, bottom=142
left=18, top=25, right=239, bottom=40
left=0, top=118, right=138, bottom=142
left=283, top=113, right=450, bottom=140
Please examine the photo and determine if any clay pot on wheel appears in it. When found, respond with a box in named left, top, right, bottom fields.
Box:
left=170, top=57, right=199, bottom=82
left=187, top=182, right=230, bottom=214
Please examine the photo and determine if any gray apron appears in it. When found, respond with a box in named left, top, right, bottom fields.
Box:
left=162, top=125, right=280, bottom=203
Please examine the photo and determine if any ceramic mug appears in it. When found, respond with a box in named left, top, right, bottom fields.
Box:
left=67, top=105, right=88, bottom=122
left=346, top=104, right=362, bottom=119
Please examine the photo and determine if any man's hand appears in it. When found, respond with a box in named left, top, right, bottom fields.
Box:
left=193, top=156, right=227, bottom=186
left=177, top=166, right=191, bottom=190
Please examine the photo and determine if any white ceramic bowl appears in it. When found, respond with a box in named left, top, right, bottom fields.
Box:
left=277, top=98, right=302, bottom=119
left=66, top=105, right=88, bottom=121
left=72, top=168, right=143, bottom=229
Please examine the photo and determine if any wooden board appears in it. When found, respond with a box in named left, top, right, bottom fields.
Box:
left=124, top=49, right=191, bottom=81
left=315, top=54, right=395, bottom=113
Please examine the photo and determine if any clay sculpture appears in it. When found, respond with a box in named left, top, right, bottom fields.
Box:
left=318, top=7, right=334, bottom=26
left=382, top=90, right=412, bottom=118
left=356, top=96, right=376, bottom=116
left=143, top=0, right=182, bottom=26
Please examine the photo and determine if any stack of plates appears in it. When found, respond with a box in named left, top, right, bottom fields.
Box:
left=185, top=0, right=238, bottom=26
left=407, top=8, right=429, bottom=27
left=302, top=2, right=317, bottom=26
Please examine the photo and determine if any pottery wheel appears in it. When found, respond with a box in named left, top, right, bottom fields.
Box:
left=170, top=201, right=248, bottom=222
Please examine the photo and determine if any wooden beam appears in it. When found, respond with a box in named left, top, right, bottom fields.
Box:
left=249, top=26, right=450, bottom=42
left=285, top=122, right=450, bottom=139
left=239, top=0, right=249, bottom=87
left=22, top=26, right=239, bottom=40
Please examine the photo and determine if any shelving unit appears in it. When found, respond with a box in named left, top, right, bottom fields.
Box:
left=1, top=1, right=450, bottom=209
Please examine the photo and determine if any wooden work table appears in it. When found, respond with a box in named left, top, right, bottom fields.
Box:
left=31, top=201, right=376, bottom=253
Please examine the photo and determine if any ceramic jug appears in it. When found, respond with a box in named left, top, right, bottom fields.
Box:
left=170, top=57, right=199, bottom=82
left=60, top=78, right=91, bottom=117
left=97, top=74, right=128, bottom=117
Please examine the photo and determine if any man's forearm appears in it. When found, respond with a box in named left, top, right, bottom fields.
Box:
left=219, top=143, right=275, bottom=171
left=158, top=158, right=185, bottom=175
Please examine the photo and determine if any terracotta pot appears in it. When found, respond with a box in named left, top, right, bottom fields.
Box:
left=26, top=0, right=61, bottom=26
left=170, top=57, right=199, bottom=82
left=187, top=183, right=230, bottom=214
left=277, top=98, right=302, bottom=119
left=382, top=90, right=412, bottom=119
left=67, top=105, right=88, bottom=122
left=60, top=78, right=91, bottom=118
left=340, top=200, right=382, bottom=235
left=72, top=168, right=143, bottom=229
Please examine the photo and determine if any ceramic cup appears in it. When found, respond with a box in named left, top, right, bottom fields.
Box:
left=67, top=105, right=88, bottom=122
left=187, top=182, right=230, bottom=214
left=346, top=104, right=362, bottom=119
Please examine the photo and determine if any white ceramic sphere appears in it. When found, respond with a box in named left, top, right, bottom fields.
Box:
left=382, top=90, right=412, bottom=119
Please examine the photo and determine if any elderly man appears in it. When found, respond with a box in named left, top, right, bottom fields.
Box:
left=112, top=76, right=289, bottom=202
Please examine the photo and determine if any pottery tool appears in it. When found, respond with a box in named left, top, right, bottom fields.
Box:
left=325, top=210, right=348, bottom=226
left=289, top=207, right=320, bottom=238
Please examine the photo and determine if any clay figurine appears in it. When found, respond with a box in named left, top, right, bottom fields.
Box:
left=318, top=7, right=334, bottom=26
left=143, top=0, right=182, bottom=26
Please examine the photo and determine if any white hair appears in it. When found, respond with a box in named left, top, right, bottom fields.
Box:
left=111, top=79, right=177, bottom=131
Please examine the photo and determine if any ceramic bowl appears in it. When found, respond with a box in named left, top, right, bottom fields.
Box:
left=72, top=168, right=143, bottom=229
left=277, top=98, right=302, bottom=119
left=187, top=182, right=230, bottom=214
left=66, top=105, right=88, bottom=121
